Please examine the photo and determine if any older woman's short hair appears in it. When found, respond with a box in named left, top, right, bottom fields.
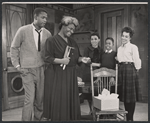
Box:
left=59, top=16, right=79, bottom=30
left=121, top=27, right=134, bottom=38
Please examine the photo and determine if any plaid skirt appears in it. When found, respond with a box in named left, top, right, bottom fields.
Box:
left=118, top=63, right=142, bottom=103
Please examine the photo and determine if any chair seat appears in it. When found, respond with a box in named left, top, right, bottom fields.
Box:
left=93, top=107, right=128, bottom=121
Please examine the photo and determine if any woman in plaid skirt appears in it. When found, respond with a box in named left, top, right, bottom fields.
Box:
left=117, top=27, right=142, bottom=121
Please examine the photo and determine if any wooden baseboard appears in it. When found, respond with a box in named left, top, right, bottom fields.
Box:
left=140, top=95, right=148, bottom=103
left=2, top=95, right=25, bottom=111
left=8, top=95, right=25, bottom=109
left=2, top=98, right=4, bottom=111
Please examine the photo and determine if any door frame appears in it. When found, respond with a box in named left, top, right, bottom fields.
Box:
left=2, top=4, right=27, bottom=111
left=94, top=4, right=130, bottom=48
left=2, top=4, right=9, bottom=110
left=103, top=10, right=123, bottom=51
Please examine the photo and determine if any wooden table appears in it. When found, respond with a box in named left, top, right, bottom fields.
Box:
left=78, top=83, right=92, bottom=93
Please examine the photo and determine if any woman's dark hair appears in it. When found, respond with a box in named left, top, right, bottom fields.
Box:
left=121, top=27, right=134, bottom=38
left=105, top=37, right=114, bottom=44
left=90, top=32, right=100, bottom=39
left=33, top=7, right=48, bottom=16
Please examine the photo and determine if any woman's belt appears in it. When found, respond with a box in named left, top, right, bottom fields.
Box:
left=119, top=62, right=134, bottom=65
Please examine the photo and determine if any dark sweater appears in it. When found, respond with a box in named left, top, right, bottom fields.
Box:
left=101, top=51, right=117, bottom=70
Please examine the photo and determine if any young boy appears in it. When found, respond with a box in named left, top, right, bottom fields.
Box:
left=94, top=37, right=117, bottom=119
left=101, top=37, right=117, bottom=70
left=98, top=37, right=117, bottom=95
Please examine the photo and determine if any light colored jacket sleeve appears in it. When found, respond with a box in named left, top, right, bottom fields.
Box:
left=10, top=27, right=23, bottom=68
left=48, top=31, right=52, bottom=37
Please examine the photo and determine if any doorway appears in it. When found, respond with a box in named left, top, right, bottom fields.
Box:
left=96, top=4, right=148, bottom=102
left=101, top=9, right=124, bottom=51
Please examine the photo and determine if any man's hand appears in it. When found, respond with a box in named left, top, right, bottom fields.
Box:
left=136, top=69, right=139, bottom=76
left=17, top=66, right=28, bottom=74
left=109, top=77, right=115, bottom=85
left=115, top=57, right=118, bottom=61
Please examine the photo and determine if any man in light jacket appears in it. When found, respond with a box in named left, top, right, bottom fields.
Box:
left=10, top=7, right=51, bottom=121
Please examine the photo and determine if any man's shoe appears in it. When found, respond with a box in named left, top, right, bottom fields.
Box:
left=41, top=117, right=48, bottom=121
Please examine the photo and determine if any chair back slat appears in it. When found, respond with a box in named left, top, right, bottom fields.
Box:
left=115, top=64, right=118, bottom=93
left=96, top=76, right=112, bottom=94
left=91, top=65, right=118, bottom=95
left=106, top=77, right=109, bottom=90
left=98, top=81, right=100, bottom=94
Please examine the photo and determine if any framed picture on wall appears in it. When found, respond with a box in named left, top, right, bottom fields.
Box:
left=74, top=7, right=95, bottom=32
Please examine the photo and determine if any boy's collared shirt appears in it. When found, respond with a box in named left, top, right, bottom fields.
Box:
left=105, top=49, right=113, bottom=53
left=117, top=42, right=141, bottom=70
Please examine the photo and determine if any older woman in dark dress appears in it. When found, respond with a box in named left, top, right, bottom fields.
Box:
left=43, top=16, right=90, bottom=121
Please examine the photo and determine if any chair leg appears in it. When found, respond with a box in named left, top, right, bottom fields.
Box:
left=88, top=100, right=92, bottom=115
left=124, top=114, right=127, bottom=121
left=93, top=114, right=96, bottom=121
left=92, top=108, right=96, bottom=121
left=96, top=114, right=99, bottom=121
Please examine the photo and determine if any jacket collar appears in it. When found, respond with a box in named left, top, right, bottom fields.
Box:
left=31, top=23, right=43, bottom=32
left=88, top=45, right=100, bottom=51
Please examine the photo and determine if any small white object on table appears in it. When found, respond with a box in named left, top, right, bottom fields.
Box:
left=78, top=81, right=85, bottom=96
left=78, top=81, right=85, bottom=87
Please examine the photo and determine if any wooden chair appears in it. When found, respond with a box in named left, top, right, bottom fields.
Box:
left=90, top=64, right=128, bottom=121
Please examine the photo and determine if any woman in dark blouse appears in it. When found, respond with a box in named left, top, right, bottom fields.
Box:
left=81, top=32, right=104, bottom=114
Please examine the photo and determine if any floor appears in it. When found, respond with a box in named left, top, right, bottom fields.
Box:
left=2, top=101, right=148, bottom=121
